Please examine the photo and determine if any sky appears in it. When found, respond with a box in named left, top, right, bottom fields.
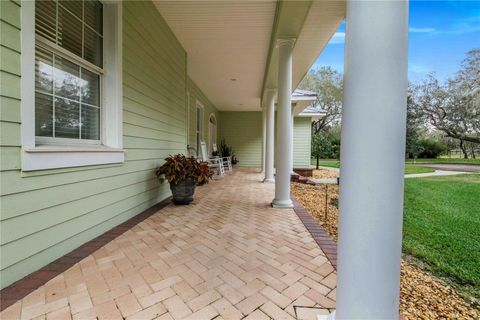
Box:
left=311, top=0, right=480, bottom=83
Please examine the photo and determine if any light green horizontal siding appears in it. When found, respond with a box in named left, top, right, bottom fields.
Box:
left=293, top=117, right=312, bottom=168
left=0, top=0, right=22, bottom=178
left=218, top=111, right=262, bottom=167
left=1, top=0, right=21, bottom=28
left=0, top=1, right=217, bottom=289
left=217, top=111, right=312, bottom=168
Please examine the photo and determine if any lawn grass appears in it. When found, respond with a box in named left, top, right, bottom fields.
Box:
left=404, top=165, right=435, bottom=174
left=403, top=174, right=480, bottom=298
left=406, top=158, right=480, bottom=165
left=311, top=160, right=435, bottom=174
left=312, top=160, right=340, bottom=168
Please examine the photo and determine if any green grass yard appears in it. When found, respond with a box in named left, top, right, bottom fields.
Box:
left=311, top=160, right=435, bottom=174
left=406, top=158, right=480, bottom=165
left=403, top=174, right=480, bottom=298
left=309, top=159, right=479, bottom=297
left=404, top=166, right=435, bottom=174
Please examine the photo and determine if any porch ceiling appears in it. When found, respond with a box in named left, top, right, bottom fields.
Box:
left=154, top=1, right=277, bottom=111
left=154, top=1, right=345, bottom=112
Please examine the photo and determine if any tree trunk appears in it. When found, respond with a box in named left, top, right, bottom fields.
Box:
left=460, top=140, right=469, bottom=159
left=471, top=144, right=476, bottom=159
left=316, top=155, right=320, bottom=169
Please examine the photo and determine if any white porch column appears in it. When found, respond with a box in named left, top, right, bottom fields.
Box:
left=264, top=89, right=275, bottom=183
left=291, top=112, right=294, bottom=173
left=336, top=1, right=409, bottom=319
left=261, top=105, right=267, bottom=173
left=272, top=38, right=295, bottom=208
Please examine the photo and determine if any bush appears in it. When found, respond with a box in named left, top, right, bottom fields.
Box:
left=417, top=139, right=447, bottom=158
left=312, top=132, right=340, bottom=160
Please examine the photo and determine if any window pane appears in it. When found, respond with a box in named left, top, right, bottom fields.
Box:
left=84, top=26, right=103, bottom=67
left=57, top=6, right=82, bottom=57
left=84, top=0, right=103, bottom=34
left=55, top=97, right=80, bottom=138
left=35, top=46, right=54, bottom=94
left=81, top=106, right=100, bottom=140
left=35, top=93, right=54, bottom=137
left=34, top=0, right=103, bottom=143
left=35, top=0, right=57, bottom=42
left=81, top=68, right=100, bottom=106
left=58, top=0, right=82, bottom=20
left=54, top=56, right=81, bottom=101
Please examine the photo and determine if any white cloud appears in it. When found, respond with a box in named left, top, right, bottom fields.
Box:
left=409, top=27, right=436, bottom=33
left=330, top=32, right=345, bottom=44
left=448, top=15, right=480, bottom=34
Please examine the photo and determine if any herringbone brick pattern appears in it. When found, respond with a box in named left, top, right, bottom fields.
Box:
left=0, top=169, right=336, bottom=320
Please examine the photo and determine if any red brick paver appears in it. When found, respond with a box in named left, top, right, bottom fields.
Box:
left=0, top=169, right=336, bottom=319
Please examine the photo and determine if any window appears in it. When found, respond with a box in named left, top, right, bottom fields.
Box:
left=196, top=102, right=204, bottom=156
left=21, top=0, right=123, bottom=171
left=35, top=0, right=103, bottom=144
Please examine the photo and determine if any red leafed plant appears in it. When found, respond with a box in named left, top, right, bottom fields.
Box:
left=155, top=154, right=213, bottom=185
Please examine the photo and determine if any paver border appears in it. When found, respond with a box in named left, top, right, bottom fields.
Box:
left=291, top=195, right=338, bottom=269
left=0, top=197, right=172, bottom=312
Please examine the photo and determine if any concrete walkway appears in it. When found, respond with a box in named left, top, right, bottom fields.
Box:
left=1, top=169, right=336, bottom=320
left=404, top=170, right=472, bottom=179
left=307, top=166, right=473, bottom=184
left=410, top=163, right=480, bottom=173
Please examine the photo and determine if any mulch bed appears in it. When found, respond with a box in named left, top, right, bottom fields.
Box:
left=312, top=169, right=339, bottom=180
left=291, top=181, right=480, bottom=320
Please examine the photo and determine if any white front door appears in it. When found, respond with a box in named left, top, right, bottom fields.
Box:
left=196, top=102, right=204, bottom=156
left=208, top=114, right=217, bottom=156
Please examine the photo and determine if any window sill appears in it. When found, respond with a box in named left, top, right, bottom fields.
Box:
left=22, top=145, right=125, bottom=171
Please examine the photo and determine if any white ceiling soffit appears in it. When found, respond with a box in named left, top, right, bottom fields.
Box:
left=292, top=0, right=346, bottom=90
left=154, top=1, right=277, bottom=111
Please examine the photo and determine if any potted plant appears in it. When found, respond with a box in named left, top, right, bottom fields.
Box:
left=155, top=154, right=213, bottom=205
left=219, top=138, right=239, bottom=165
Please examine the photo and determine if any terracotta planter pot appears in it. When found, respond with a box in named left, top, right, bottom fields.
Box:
left=170, top=177, right=195, bottom=205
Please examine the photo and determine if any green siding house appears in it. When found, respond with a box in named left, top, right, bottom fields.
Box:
left=0, top=1, right=411, bottom=318
left=0, top=0, right=319, bottom=290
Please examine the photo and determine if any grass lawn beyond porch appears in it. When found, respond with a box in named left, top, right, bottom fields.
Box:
left=292, top=172, right=480, bottom=317
left=403, top=174, right=480, bottom=298
left=406, top=158, right=480, bottom=165
left=311, top=160, right=435, bottom=174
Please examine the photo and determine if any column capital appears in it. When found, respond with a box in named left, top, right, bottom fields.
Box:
left=276, top=38, right=296, bottom=48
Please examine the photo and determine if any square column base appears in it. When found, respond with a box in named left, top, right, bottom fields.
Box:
left=317, top=311, right=335, bottom=320
left=271, top=199, right=293, bottom=208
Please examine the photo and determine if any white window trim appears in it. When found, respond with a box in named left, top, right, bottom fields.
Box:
left=21, top=0, right=124, bottom=171
left=186, top=91, right=190, bottom=146
left=196, top=100, right=204, bottom=155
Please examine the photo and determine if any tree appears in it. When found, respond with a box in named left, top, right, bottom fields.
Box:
left=410, top=49, right=480, bottom=145
left=311, top=127, right=341, bottom=169
left=299, top=67, right=343, bottom=134
left=405, top=87, right=424, bottom=159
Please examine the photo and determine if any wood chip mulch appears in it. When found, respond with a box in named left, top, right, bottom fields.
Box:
left=312, top=169, right=340, bottom=179
left=291, top=182, right=480, bottom=320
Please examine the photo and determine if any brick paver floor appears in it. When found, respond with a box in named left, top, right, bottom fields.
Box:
left=0, top=169, right=337, bottom=320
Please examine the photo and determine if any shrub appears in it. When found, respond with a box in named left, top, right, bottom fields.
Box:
left=417, top=139, right=447, bottom=158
